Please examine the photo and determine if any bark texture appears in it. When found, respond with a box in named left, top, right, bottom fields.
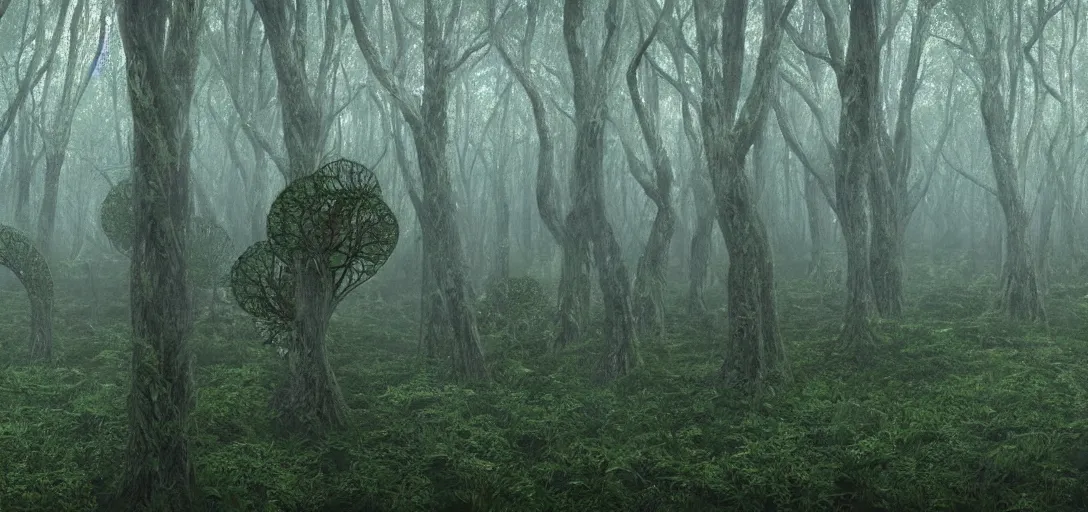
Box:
left=867, top=0, right=937, bottom=318
left=116, top=0, right=201, bottom=508
left=348, top=0, right=488, bottom=380
left=564, top=0, right=638, bottom=378
left=0, top=225, right=53, bottom=358
left=834, top=0, right=880, bottom=355
left=626, top=0, right=678, bottom=342
left=695, top=0, right=795, bottom=389
left=251, top=0, right=349, bottom=429
left=976, top=25, right=1045, bottom=322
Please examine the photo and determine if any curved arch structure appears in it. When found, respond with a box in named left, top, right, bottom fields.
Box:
left=0, top=225, right=54, bottom=357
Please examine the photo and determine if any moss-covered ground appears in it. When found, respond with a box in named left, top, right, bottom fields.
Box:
left=1, top=268, right=1086, bottom=511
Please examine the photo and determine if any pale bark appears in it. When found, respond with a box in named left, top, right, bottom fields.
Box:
left=695, top=0, right=795, bottom=388
left=38, top=0, right=102, bottom=258
left=564, top=0, right=637, bottom=378
left=976, top=24, right=1044, bottom=321
left=834, top=0, right=881, bottom=354
left=348, top=0, right=489, bottom=380
left=867, top=0, right=937, bottom=318
left=625, top=0, right=678, bottom=341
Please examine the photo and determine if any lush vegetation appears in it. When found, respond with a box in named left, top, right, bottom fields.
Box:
left=1, top=265, right=1086, bottom=511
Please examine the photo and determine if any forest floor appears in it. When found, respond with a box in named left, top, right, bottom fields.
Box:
left=0, top=267, right=1086, bottom=511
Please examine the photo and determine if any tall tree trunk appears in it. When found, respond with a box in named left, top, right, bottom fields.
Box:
left=627, top=0, right=678, bottom=342
left=834, top=0, right=880, bottom=355
left=116, top=0, right=201, bottom=508
left=976, top=25, right=1045, bottom=322
left=695, top=0, right=795, bottom=389
left=348, top=0, right=488, bottom=380
left=492, top=169, right=511, bottom=283
left=564, top=0, right=638, bottom=379
left=804, top=171, right=829, bottom=280
left=494, top=26, right=583, bottom=351
left=251, top=0, right=348, bottom=429
left=687, top=193, right=714, bottom=314
left=867, top=0, right=936, bottom=318
left=38, top=0, right=99, bottom=259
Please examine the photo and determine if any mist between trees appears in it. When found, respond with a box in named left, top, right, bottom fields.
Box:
left=1, top=0, right=1087, bottom=510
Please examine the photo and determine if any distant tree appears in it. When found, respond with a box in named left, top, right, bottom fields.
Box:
left=37, top=0, right=106, bottom=258
left=0, top=225, right=54, bottom=358
left=492, top=1, right=586, bottom=350
left=622, top=0, right=679, bottom=341
left=348, top=0, right=490, bottom=380
left=230, top=158, right=399, bottom=433
left=950, top=2, right=1046, bottom=322
left=834, top=0, right=882, bottom=354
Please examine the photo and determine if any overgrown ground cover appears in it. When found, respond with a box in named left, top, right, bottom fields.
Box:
left=1, top=267, right=1086, bottom=511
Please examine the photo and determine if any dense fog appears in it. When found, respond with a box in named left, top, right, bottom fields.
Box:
left=1, top=1, right=1087, bottom=510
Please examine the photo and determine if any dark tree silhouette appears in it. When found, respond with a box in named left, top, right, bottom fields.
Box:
left=231, top=158, right=399, bottom=433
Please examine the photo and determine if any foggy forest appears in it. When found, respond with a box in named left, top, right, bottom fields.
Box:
left=0, top=0, right=1086, bottom=510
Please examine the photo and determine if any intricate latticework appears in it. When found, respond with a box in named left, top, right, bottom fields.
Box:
left=99, top=179, right=233, bottom=288
left=231, top=158, right=400, bottom=345
left=265, top=158, right=399, bottom=304
left=99, top=178, right=135, bottom=256
left=188, top=216, right=234, bottom=288
left=229, top=240, right=295, bottom=339
left=0, top=224, right=54, bottom=356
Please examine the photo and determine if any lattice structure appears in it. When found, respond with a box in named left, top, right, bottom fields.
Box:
left=99, top=178, right=134, bottom=256
left=231, top=158, right=400, bottom=343
left=99, top=179, right=234, bottom=288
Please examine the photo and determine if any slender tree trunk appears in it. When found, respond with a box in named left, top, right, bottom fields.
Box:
left=37, top=0, right=97, bottom=259
left=695, top=0, right=795, bottom=389
left=976, top=26, right=1045, bottom=322
left=564, top=0, right=638, bottom=378
left=804, top=172, right=829, bottom=280
left=627, top=3, right=678, bottom=341
left=348, top=0, right=488, bottom=380
left=834, top=0, right=881, bottom=355
left=867, top=0, right=935, bottom=318
left=37, top=149, right=64, bottom=258
left=117, top=0, right=201, bottom=508
left=1036, top=175, right=1056, bottom=296
left=12, top=116, right=34, bottom=231
left=687, top=193, right=714, bottom=314
left=495, top=31, right=584, bottom=351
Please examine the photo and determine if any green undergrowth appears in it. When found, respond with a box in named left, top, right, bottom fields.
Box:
left=0, top=271, right=1086, bottom=511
